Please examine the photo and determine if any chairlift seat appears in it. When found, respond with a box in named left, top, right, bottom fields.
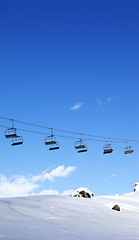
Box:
left=103, top=148, right=113, bottom=154
left=78, top=149, right=87, bottom=153
left=5, top=128, right=18, bottom=139
left=12, top=141, right=23, bottom=146
left=5, top=133, right=18, bottom=139
left=49, top=146, right=60, bottom=150
left=124, top=149, right=134, bottom=154
left=75, top=144, right=86, bottom=149
left=45, top=140, right=57, bottom=145
left=11, top=136, right=23, bottom=146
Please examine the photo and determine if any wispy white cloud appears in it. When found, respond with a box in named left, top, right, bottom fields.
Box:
left=0, top=174, right=39, bottom=198
left=97, top=100, right=102, bottom=106
left=107, top=96, right=115, bottom=102
left=62, top=189, right=73, bottom=196
left=96, top=99, right=105, bottom=107
left=70, top=102, right=84, bottom=110
left=96, top=96, right=115, bottom=108
left=31, top=189, right=74, bottom=196
left=0, top=165, right=76, bottom=198
left=110, top=174, right=116, bottom=177
left=32, top=165, right=76, bottom=182
left=38, top=189, right=59, bottom=195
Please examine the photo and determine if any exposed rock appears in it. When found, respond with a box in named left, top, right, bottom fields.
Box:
left=71, top=187, right=94, bottom=198
left=112, top=205, right=120, bottom=211
left=134, top=183, right=139, bottom=192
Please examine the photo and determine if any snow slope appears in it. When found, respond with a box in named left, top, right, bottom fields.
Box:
left=0, top=192, right=139, bottom=240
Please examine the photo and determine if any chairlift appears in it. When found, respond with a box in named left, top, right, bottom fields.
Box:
left=124, top=144, right=134, bottom=154
left=44, top=128, right=60, bottom=150
left=49, top=142, right=60, bottom=150
left=5, top=119, right=18, bottom=139
left=75, top=134, right=88, bottom=153
left=78, top=148, right=88, bottom=153
left=45, top=136, right=57, bottom=146
left=5, top=128, right=17, bottom=138
left=103, top=140, right=113, bottom=154
left=11, top=136, right=23, bottom=146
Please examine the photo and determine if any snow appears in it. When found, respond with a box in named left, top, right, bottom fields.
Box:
left=0, top=192, right=139, bottom=239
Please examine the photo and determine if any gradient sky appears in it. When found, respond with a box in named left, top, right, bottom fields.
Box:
left=0, top=0, right=139, bottom=197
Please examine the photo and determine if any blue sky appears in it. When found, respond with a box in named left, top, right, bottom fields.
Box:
left=0, top=0, right=139, bottom=197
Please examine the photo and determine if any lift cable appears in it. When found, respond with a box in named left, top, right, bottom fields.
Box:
left=0, top=124, right=135, bottom=144
left=0, top=116, right=138, bottom=143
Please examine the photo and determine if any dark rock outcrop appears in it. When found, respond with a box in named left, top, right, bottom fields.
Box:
left=71, top=187, right=94, bottom=198
left=112, top=205, right=120, bottom=211
left=79, top=191, right=92, bottom=198
left=134, top=183, right=139, bottom=192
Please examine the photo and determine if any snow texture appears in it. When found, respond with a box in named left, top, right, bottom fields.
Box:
left=0, top=192, right=139, bottom=239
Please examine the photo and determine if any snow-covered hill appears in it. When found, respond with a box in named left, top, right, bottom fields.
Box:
left=0, top=192, right=139, bottom=239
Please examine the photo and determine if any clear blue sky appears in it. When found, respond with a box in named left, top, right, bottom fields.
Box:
left=0, top=0, right=139, bottom=196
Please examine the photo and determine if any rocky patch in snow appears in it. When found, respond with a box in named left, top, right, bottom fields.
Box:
left=71, top=187, right=94, bottom=198
left=134, top=183, right=139, bottom=192
left=112, top=205, right=120, bottom=211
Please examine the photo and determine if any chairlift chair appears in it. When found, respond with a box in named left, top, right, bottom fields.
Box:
left=11, top=136, right=23, bottom=146
left=5, top=128, right=18, bottom=139
left=124, top=145, right=134, bottom=154
left=75, top=143, right=86, bottom=150
left=5, top=119, right=18, bottom=139
left=103, top=142, right=113, bottom=154
left=44, top=129, right=60, bottom=151
left=49, top=142, right=60, bottom=150
left=45, top=135, right=57, bottom=146
left=75, top=135, right=88, bottom=153
left=78, top=148, right=88, bottom=153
